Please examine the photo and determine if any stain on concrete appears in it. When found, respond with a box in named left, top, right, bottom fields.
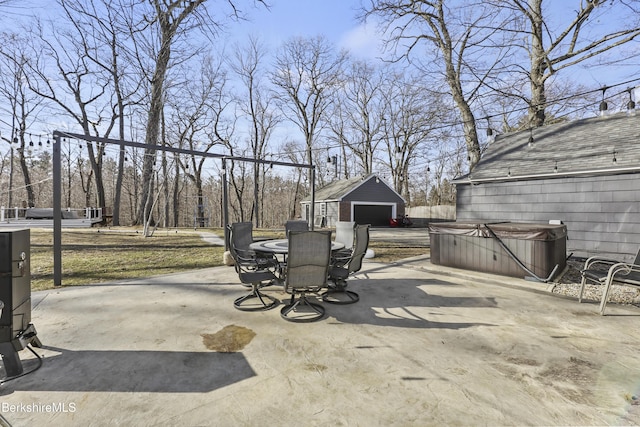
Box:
left=304, top=363, right=327, bottom=372
left=202, top=325, right=256, bottom=352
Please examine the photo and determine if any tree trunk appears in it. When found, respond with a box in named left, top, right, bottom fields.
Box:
left=17, top=147, right=35, bottom=207
left=528, top=0, right=546, bottom=128
left=136, top=24, right=171, bottom=224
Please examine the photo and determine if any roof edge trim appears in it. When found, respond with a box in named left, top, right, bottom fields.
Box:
left=454, top=166, right=640, bottom=185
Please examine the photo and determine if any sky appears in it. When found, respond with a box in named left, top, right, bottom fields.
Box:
left=224, top=0, right=380, bottom=58
left=3, top=0, right=640, bottom=140
left=222, top=0, right=639, bottom=90
left=8, top=0, right=638, bottom=90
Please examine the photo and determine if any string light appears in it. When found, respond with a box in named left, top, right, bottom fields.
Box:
left=1, top=76, right=637, bottom=196
left=485, top=117, right=494, bottom=143
left=599, top=86, right=609, bottom=117
left=627, top=88, right=636, bottom=116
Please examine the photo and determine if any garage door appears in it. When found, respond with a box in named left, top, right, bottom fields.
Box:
left=353, top=204, right=393, bottom=226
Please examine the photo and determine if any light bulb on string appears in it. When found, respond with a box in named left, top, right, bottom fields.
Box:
left=627, top=88, right=636, bottom=116
left=599, top=86, right=609, bottom=117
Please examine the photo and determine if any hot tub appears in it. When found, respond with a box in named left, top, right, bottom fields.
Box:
left=428, top=221, right=567, bottom=281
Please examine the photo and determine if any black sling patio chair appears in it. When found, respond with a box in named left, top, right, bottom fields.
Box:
left=323, top=224, right=370, bottom=305
left=228, top=224, right=279, bottom=312
left=281, top=231, right=331, bottom=322
left=229, top=222, right=279, bottom=270
left=284, top=219, right=309, bottom=234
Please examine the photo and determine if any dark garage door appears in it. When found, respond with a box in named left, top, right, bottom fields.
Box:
left=354, top=204, right=393, bottom=226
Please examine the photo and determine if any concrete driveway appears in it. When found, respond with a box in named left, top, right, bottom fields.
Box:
left=1, top=257, right=639, bottom=426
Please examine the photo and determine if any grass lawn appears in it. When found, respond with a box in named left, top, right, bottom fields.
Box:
left=27, top=227, right=428, bottom=291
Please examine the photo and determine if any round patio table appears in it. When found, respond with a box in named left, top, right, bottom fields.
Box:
left=249, top=239, right=344, bottom=254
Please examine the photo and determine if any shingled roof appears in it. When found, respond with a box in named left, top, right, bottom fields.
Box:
left=311, top=175, right=367, bottom=201
left=456, top=112, right=640, bottom=183
left=303, top=174, right=403, bottom=202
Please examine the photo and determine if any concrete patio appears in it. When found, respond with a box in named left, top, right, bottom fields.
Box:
left=1, top=256, right=639, bottom=426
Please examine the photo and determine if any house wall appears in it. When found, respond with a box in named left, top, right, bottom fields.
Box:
left=456, top=173, right=640, bottom=261
left=304, top=201, right=340, bottom=228
left=323, top=201, right=340, bottom=227
left=339, top=202, right=351, bottom=222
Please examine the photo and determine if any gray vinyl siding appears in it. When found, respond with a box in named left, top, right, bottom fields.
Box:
left=323, top=202, right=340, bottom=227
left=456, top=173, right=640, bottom=260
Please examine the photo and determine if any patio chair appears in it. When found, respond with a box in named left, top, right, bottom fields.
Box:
left=229, top=222, right=278, bottom=270
left=579, top=248, right=640, bottom=315
left=333, top=221, right=355, bottom=259
left=285, top=219, right=309, bottom=234
left=323, top=224, right=370, bottom=305
left=228, top=224, right=279, bottom=312
left=281, top=231, right=332, bottom=322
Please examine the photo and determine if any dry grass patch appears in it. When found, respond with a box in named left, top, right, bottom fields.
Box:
left=30, top=228, right=224, bottom=291
left=367, top=241, right=428, bottom=263
left=27, top=227, right=427, bottom=291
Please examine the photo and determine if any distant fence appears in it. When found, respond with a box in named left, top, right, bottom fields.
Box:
left=407, top=205, right=456, bottom=227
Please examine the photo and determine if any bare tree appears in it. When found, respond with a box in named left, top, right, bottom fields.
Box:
left=380, top=71, right=449, bottom=201
left=231, top=36, right=280, bottom=228
left=25, top=14, right=114, bottom=211
left=0, top=32, right=46, bottom=208
left=280, top=139, right=307, bottom=219
left=131, top=0, right=267, bottom=227
left=169, top=54, right=229, bottom=228
left=362, top=0, right=516, bottom=169
left=271, top=35, right=348, bottom=166
left=500, top=0, right=640, bottom=127
left=59, top=0, right=147, bottom=225
left=329, top=59, right=387, bottom=177
left=130, top=0, right=205, bottom=226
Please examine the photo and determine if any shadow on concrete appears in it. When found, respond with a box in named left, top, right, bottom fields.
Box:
left=326, top=276, right=498, bottom=330
left=1, top=346, right=255, bottom=395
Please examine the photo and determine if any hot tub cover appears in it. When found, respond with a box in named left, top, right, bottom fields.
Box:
left=428, top=221, right=567, bottom=241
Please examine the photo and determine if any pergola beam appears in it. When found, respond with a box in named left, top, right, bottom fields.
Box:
left=51, top=131, right=316, bottom=286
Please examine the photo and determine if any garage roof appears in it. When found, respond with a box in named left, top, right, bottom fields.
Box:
left=303, top=174, right=405, bottom=203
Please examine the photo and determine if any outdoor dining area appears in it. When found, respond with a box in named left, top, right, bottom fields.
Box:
left=3, top=225, right=640, bottom=426
left=228, top=220, right=369, bottom=322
